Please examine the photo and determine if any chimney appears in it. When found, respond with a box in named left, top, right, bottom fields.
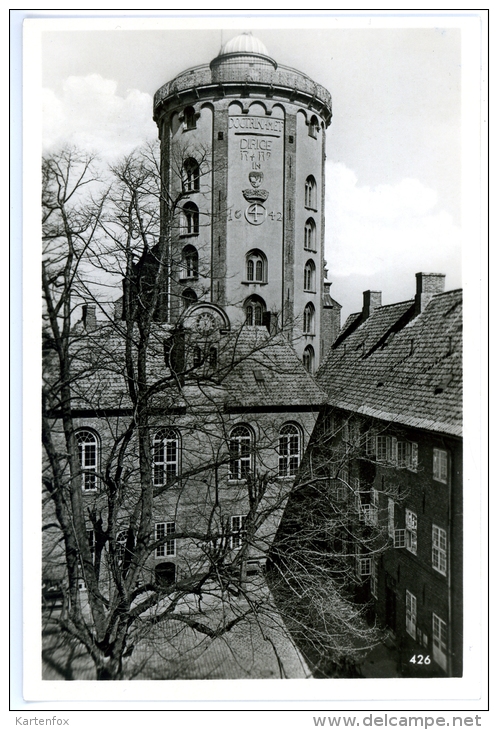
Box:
left=415, top=273, right=445, bottom=314
left=82, top=304, right=97, bottom=331
left=362, top=291, right=382, bottom=319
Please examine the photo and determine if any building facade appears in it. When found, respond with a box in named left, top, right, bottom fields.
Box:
left=153, top=32, right=340, bottom=371
left=304, top=273, right=463, bottom=676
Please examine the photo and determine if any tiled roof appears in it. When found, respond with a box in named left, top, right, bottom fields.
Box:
left=317, top=290, right=463, bottom=437
left=220, top=328, right=327, bottom=409
left=53, top=321, right=326, bottom=413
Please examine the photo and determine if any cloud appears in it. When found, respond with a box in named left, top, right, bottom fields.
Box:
left=325, top=162, right=461, bottom=280
left=43, top=74, right=157, bottom=160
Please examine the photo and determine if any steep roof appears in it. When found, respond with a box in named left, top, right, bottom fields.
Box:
left=317, top=290, right=463, bottom=437
left=49, top=320, right=326, bottom=414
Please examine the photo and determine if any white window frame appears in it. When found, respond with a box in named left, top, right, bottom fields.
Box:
left=76, top=430, right=99, bottom=491
left=155, top=522, right=176, bottom=558
left=433, top=448, right=448, bottom=483
left=432, top=613, right=448, bottom=671
left=405, top=509, right=418, bottom=555
left=432, top=524, right=447, bottom=576
left=230, top=515, right=247, bottom=550
left=153, top=430, right=180, bottom=486
left=406, top=590, right=417, bottom=640
left=229, top=426, right=253, bottom=480
left=278, top=424, right=301, bottom=477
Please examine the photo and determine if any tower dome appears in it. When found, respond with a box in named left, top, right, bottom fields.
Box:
left=211, top=32, right=277, bottom=71
left=219, top=32, right=270, bottom=58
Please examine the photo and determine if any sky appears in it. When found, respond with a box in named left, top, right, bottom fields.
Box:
left=39, top=19, right=466, bottom=321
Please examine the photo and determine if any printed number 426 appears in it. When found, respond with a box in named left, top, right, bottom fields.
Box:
left=410, top=654, right=431, bottom=665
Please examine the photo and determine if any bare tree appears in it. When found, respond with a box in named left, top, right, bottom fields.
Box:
left=42, top=145, right=383, bottom=681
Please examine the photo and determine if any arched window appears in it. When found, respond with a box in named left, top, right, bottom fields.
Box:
left=304, top=218, right=316, bottom=250
left=308, top=115, right=320, bottom=139
left=246, top=250, right=267, bottom=283
left=76, top=430, right=99, bottom=491
left=181, top=245, right=198, bottom=279
left=303, top=345, right=315, bottom=374
left=153, top=429, right=180, bottom=486
left=245, top=295, right=266, bottom=326
left=183, top=158, right=200, bottom=192
left=303, top=302, right=315, bottom=334
left=229, top=425, right=252, bottom=480
left=305, top=175, right=317, bottom=209
left=279, top=424, right=301, bottom=477
left=304, top=260, right=316, bottom=292
left=181, top=202, right=199, bottom=235
left=184, top=106, right=197, bottom=130
left=182, top=287, right=197, bottom=310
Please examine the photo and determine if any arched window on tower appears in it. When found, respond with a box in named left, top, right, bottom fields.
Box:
left=305, top=175, right=317, bottom=209
left=181, top=202, right=199, bottom=235
left=303, top=302, right=315, bottom=335
left=308, top=115, right=320, bottom=139
left=152, top=429, right=180, bottom=486
left=303, top=345, right=315, bottom=374
left=304, top=260, right=316, bottom=292
left=181, top=245, right=198, bottom=279
left=304, top=218, right=316, bottom=251
left=246, top=250, right=267, bottom=283
left=181, top=287, right=197, bottom=310
left=76, top=430, right=99, bottom=491
left=245, top=295, right=266, bottom=326
left=279, top=424, right=301, bottom=477
left=229, top=425, right=253, bottom=480
left=183, top=158, right=200, bottom=192
left=184, top=106, right=197, bottom=130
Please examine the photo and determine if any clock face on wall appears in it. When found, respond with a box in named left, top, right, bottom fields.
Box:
left=195, top=312, right=217, bottom=334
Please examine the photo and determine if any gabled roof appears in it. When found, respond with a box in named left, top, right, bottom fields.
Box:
left=317, top=290, right=463, bottom=437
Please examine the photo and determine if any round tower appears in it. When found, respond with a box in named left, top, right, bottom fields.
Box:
left=153, top=33, right=333, bottom=371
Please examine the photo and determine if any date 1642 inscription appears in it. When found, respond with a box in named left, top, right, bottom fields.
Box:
left=227, top=206, right=282, bottom=226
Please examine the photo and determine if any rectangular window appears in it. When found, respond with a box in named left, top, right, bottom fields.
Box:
left=86, top=529, right=95, bottom=563
left=375, top=435, right=396, bottom=464
left=366, top=432, right=376, bottom=457
left=409, top=443, right=418, bottom=471
left=155, top=522, right=175, bottom=557
left=406, top=590, right=417, bottom=640
left=230, top=515, right=247, bottom=550
left=394, top=529, right=406, bottom=548
left=405, top=509, right=417, bottom=555
left=364, top=488, right=379, bottom=526
left=376, top=435, right=388, bottom=462
left=432, top=525, right=447, bottom=576
left=397, top=441, right=409, bottom=467
left=433, top=448, right=448, bottom=483
left=432, top=613, right=448, bottom=671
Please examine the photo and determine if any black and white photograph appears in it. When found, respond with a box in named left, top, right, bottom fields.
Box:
left=17, top=9, right=487, bottom=713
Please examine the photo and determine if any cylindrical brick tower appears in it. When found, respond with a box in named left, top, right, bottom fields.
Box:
left=153, top=33, right=333, bottom=371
